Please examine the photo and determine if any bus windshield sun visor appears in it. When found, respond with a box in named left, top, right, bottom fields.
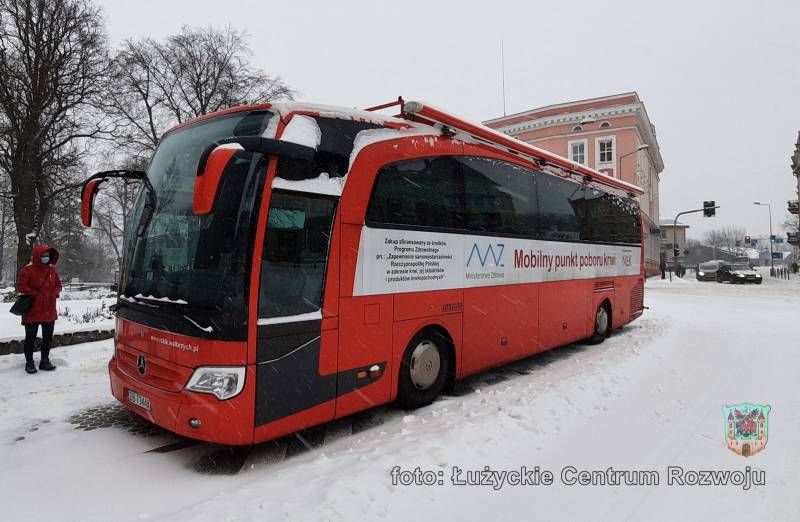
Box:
left=196, top=136, right=316, bottom=178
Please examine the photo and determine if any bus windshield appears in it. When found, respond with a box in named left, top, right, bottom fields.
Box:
left=119, top=110, right=273, bottom=338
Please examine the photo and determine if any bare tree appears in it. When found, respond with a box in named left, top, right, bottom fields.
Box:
left=106, top=25, right=294, bottom=159
left=782, top=214, right=798, bottom=232
left=0, top=0, right=109, bottom=272
left=704, top=226, right=747, bottom=255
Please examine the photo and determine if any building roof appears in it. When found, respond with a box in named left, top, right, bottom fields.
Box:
left=483, top=92, right=665, bottom=173
left=484, top=92, right=641, bottom=125
left=660, top=220, right=689, bottom=228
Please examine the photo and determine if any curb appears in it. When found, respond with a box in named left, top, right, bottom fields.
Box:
left=0, top=329, right=115, bottom=355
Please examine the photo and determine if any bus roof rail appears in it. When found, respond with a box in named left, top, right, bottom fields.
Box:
left=363, top=96, right=405, bottom=114
left=377, top=99, right=645, bottom=197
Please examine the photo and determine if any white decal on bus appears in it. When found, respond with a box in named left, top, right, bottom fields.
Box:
left=353, top=227, right=641, bottom=296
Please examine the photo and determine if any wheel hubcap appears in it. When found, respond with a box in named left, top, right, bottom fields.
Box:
left=596, top=307, right=609, bottom=335
left=409, top=340, right=441, bottom=390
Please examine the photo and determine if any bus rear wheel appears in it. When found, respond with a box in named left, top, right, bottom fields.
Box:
left=397, top=329, right=449, bottom=410
left=587, top=303, right=611, bottom=345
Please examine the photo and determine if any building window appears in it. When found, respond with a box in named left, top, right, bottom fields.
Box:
left=568, top=140, right=587, bottom=165
left=600, top=121, right=611, bottom=128
left=572, top=125, right=582, bottom=132
left=597, top=137, right=614, bottom=165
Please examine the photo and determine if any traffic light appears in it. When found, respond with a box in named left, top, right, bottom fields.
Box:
left=770, top=234, right=776, bottom=243
left=744, top=235, right=751, bottom=243
left=673, top=248, right=680, bottom=257
left=703, top=201, right=716, bottom=217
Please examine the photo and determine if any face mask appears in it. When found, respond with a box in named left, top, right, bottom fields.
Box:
left=40, top=256, right=50, bottom=265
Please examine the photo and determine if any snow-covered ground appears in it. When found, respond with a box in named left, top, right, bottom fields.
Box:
left=1, top=274, right=799, bottom=521
left=0, top=288, right=115, bottom=342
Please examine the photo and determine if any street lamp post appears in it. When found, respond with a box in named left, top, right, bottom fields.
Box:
left=617, top=144, right=650, bottom=180
left=753, top=202, right=774, bottom=276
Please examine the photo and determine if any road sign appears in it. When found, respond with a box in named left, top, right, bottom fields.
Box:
left=772, top=252, right=784, bottom=260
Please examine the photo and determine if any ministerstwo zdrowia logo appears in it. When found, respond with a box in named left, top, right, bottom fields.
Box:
left=724, top=403, right=770, bottom=457
left=466, top=242, right=505, bottom=268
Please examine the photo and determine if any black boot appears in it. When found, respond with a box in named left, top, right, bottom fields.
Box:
left=39, top=359, right=56, bottom=371
left=25, top=361, right=38, bottom=374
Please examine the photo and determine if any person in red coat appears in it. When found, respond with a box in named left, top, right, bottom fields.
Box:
left=17, top=245, right=62, bottom=374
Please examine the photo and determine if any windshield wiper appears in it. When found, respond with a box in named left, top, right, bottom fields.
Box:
left=134, top=176, right=158, bottom=238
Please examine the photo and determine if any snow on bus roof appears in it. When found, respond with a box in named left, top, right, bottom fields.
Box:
left=279, top=115, right=322, bottom=149
left=270, top=102, right=408, bottom=127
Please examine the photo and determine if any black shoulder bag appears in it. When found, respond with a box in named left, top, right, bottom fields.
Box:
left=9, top=295, right=34, bottom=316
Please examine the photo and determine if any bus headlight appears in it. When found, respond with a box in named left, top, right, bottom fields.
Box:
left=186, top=366, right=246, bottom=400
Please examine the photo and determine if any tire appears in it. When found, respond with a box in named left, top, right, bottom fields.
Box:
left=397, top=329, right=450, bottom=410
left=756, top=280, right=762, bottom=285
left=587, top=303, right=611, bottom=345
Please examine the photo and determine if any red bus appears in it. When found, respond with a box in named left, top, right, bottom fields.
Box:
left=81, top=98, right=645, bottom=445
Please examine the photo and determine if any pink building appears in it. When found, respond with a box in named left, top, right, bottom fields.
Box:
left=484, top=93, right=665, bottom=276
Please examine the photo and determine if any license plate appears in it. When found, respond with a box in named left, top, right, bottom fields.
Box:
left=127, top=389, right=151, bottom=411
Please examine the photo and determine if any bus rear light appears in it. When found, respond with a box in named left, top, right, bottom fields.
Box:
left=368, top=365, right=382, bottom=378
left=186, top=366, right=246, bottom=400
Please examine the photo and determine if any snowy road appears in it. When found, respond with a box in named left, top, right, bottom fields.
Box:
left=1, top=273, right=799, bottom=522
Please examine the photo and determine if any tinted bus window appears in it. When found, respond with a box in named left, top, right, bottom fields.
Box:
left=259, top=191, right=337, bottom=319
left=571, top=187, right=641, bottom=244
left=457, top=156, right=537, bottom=237
left=368, top=155, right=639, bottom=245
left=366, top=157, right=463, bottom=229
left=536, top=175, right=581, bottom=241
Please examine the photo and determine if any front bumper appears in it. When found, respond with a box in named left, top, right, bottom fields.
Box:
left=109, top=356, right=254, bottom=445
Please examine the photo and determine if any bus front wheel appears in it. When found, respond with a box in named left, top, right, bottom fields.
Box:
left=397, top=329, right=449, bottom=409
left=587, top=303, right=611, bottom=345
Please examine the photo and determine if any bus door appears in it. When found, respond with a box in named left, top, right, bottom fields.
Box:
left=254, top=189, right=341, bottom=429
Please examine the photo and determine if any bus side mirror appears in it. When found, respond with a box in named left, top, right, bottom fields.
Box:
left=193, top=137, right=316, bottom=216
left=193, top=146, right=240, bottom=215
left=80, top=170, right=147, bottom=227
left=81, top=178, right=106, bottom=227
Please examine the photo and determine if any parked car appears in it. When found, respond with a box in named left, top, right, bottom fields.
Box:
left=697, top=261, right=722, bottom=281
left=716, top=263, right=762, bottom=284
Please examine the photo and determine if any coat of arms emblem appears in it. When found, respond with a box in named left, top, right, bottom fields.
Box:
left=724, top=404, right=770, bottom=457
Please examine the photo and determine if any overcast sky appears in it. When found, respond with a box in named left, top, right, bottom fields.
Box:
left=97, top=0, right=800, bottom=240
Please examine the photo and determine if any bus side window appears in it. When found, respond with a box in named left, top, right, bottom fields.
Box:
left=536, top=175, right=581, bottom=241
left=259, top=191, right=337, bottom=319
left=366, top=157, right=463, bottom=230
left=457, top=156, right=538, bottom=237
